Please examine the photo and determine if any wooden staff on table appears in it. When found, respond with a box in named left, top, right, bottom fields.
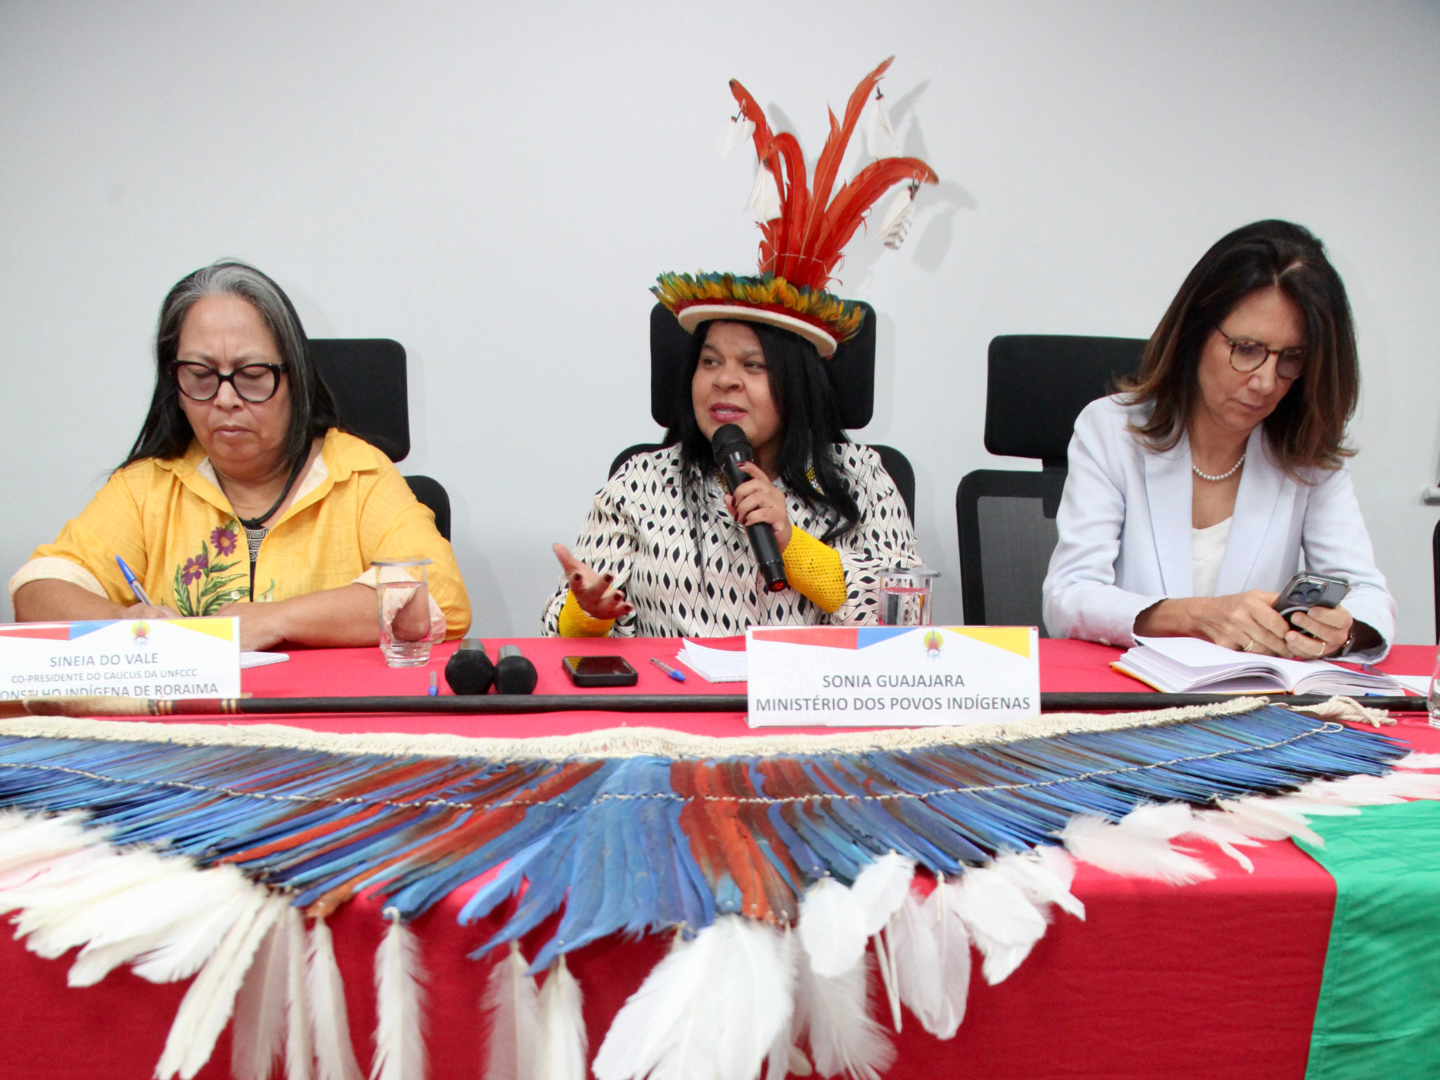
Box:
left=0, top=692, right=1426, bottom=719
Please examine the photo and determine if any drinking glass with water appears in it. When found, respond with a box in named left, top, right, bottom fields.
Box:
left=879, top=567, right=940, bottom=627
left=372, top=558, right=435, bottom=667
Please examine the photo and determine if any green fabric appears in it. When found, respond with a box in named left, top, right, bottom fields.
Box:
left=1297, top=800, right=1440, bottom=1079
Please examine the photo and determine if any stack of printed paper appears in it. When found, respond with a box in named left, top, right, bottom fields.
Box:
left=675, top=640, right=747, bottom=683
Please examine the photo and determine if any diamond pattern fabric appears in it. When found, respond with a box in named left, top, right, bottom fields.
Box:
left=542, top=444, right=918, bottom=637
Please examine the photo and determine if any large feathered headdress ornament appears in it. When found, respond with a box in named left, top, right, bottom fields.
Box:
left=653, top=56, right=939, bottom=357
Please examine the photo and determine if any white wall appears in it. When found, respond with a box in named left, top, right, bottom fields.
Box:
left=3, top=0, right=1438, bottom=641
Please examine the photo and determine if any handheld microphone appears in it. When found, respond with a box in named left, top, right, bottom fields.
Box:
left=444, top=639, right=495, bottom=695
left=495, top=645, right=538, bottom=695
left=711, top=424, right=788, bottom=593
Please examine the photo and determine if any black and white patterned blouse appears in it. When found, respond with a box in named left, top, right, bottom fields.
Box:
left=541, top=443, right=919, bottom=637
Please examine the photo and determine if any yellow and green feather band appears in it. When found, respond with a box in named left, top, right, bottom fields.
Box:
left=651, top=272, right=866, bottom=344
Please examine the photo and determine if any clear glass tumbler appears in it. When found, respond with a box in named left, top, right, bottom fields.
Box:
left=1428, top=645, right=1440, bottom=730
left=373, top=558, right=435, bottom=667
left=879, top=567, right=941, bottom=627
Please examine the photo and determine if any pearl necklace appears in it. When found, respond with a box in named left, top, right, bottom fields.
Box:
left=1192, top=453, right=1246, bottom=482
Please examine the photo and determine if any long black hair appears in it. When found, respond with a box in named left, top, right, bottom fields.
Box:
left=665, top=319, right=861, bottom=542
left=121, top=260, right=340, bottom=469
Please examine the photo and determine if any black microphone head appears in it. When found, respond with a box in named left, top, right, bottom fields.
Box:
left=444, top=643, right=495, bottom=695
left=711, top=424, right=752, bottom=458
left=494, top=647, right=538, bottom=695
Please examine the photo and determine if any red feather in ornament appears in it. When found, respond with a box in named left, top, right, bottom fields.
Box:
left=727, top=57, right=937, bottom=293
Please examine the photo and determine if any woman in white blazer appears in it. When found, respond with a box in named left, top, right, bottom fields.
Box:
left=1043, top=220, right=1394, bottom=661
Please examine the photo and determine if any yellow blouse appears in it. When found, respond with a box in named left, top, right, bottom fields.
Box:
left=9, top=429, right=471, bottom=639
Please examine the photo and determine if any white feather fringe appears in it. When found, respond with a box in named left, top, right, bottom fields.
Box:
left=233, top=911, right=291, bottom=1080
left=286, top=907, right=315, bottom=1080
left=483, top=942, right=542, bottom=1080
left=887, top=882, right=969, bottom=1040
left=593, top=916, right=793, bottom=1080
left=798, top=876, right=868, bottom=978
left=537, top=955, right=587, bottom=1080
left=308, top=917, right=366, bottom=1080
left=156, top=890, right=286, bottom=1079
left=371, top=915, right=426, bottom=1080
left=991, top=847, right=1086, bottom=921
left=850, top=853, right=916, bottom=937
left=793, top=947, right=894, bottom=1080
left=947, top=868, right=1047, bottom=985
left=1060, top=813, right=1215, bottom=884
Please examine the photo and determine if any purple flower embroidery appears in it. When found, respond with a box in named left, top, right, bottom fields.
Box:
left=211, top=527, right=238, bottom=557
left=181, top=557, right=204, bottom=586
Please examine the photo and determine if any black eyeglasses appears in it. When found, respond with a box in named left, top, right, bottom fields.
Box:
left=170, top=361, right=286, bottom=403
left=1215, top=328, right=1306, bottom=380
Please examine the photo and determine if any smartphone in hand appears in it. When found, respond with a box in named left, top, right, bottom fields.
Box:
left=1272, top=573, right=1349, bottom=630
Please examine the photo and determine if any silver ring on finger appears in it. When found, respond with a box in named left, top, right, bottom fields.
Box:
left=1242, top=638, right=1256, bottom=653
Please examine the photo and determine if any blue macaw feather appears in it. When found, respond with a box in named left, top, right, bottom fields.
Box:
left=765, top=802, right=826, bottom=880
left=454, top=834, right=553, bottom=925
left=667, top=799, right=714, bottom=931
left=472, top=824, right=587, bottom=953
left=382, top=808, right=572, bottom=919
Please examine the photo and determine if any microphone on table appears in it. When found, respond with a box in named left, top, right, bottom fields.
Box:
left=495, top=645, right=538, bottom=695
left=711, top=424, right=788, bottom=593
left=444, top=639, right=495, bottom=696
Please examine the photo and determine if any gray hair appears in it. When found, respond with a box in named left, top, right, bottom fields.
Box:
left=123, top=260, right=338, bottom=466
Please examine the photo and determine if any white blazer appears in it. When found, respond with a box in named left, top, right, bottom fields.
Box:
left=1042, top=396, right=1395, bottom=660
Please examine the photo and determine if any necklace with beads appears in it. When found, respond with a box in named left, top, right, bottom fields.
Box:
left=1192, top=453, right=1246, bottom=482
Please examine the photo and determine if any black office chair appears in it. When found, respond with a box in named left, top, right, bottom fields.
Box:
left=956, top=335, right=1145, bottom=630
left=309, top=338, right=452, bottom=541
left=608, top=304, right=917, bottom=523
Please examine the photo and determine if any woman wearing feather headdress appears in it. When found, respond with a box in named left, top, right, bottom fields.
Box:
left=543, top=58, right=937, bottom=637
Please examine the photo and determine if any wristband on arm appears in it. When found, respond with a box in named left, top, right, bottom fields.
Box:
left=557, top=589, right=615, bottom=638
left=781, top=527, right=847, bottom=614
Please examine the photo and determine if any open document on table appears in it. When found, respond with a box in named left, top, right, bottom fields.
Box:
left=1114, top=636, right=1402, bottom=695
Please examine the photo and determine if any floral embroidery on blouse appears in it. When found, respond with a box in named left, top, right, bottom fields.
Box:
left=171, top=521, right=247, bottom=615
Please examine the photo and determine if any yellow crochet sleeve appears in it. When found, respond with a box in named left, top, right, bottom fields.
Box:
left=557, top=589, right=615, bottom=638
left=782, top=527, right=847, bottom=614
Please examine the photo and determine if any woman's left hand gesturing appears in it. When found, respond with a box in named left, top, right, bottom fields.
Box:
left=1284, top=604, right=1355, bottom=659
left=725, top=461, right=793, bottom=552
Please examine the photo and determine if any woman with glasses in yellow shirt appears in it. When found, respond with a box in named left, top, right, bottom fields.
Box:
left=1042, top=220, right=1394, bottom=662
left=10, top=261, right=470, bottom=649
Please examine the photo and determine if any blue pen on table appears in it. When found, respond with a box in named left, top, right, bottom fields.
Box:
left=428, top=671, right=438, bottom=696
left=114, top=556, right=154, bottom=607
left=650, top=657, right=686, bottom=683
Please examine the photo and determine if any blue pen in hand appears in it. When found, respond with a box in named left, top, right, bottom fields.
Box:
left=650, top=657, right=686, bottom=683
left=115, top=556, right=154, bottom=607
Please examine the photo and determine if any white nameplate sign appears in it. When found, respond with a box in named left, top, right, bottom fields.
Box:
left=0, top=618, right=241, bottom=701
left=746, top=625, right=1039, bottom=727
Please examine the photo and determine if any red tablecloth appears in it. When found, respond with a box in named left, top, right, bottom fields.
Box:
left=1, top=638, right=1435, bottom=1079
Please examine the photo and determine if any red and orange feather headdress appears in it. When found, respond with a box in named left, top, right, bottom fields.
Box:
left=654, top=57, right=939, bottom=356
